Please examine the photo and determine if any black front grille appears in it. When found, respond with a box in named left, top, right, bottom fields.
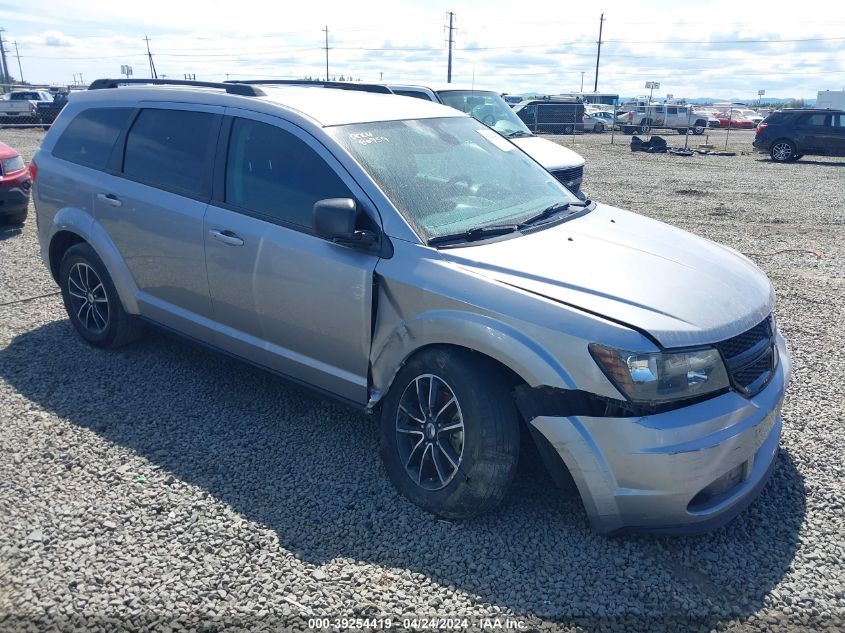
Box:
left=714, top=316, right=776, bottom=396
left=550, top=165, right=584, bottom=187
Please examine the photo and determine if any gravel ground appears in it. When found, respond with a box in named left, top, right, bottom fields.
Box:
left=1, top=127, right=843, bottom=633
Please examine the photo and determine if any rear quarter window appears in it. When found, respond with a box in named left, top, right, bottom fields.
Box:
left=52, top=107, right=134, bottom=170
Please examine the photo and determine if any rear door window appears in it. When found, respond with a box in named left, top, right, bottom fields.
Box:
left=123, top=108, right=217, bottom=198
left=53, top=107, right=134, bottom=170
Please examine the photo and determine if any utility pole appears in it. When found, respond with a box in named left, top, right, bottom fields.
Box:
left=445, top=11, right=455, bottom=83
left=322, top=26, right=329, bottom=81
left=580, top=71, right=585, bottom=92
left=0, top=29, right=9, bottom=87
left=13, top=40, right=22, bottom=82
left=144, top=35, right=157, bottom=79
left=593, top=13, right=604, bottom=92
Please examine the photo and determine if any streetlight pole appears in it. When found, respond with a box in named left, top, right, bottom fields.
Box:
left=580, top=71, right=585, bottom=93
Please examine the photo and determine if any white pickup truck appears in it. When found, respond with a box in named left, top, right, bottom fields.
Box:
left=0, top=90, right=53, bottom=119
left=617, top=104, right=708, bottom=135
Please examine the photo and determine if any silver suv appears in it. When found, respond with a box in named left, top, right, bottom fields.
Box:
left=33, top=79, right=790, bottom=534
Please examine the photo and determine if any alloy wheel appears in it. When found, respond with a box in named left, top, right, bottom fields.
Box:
left=395, top=374, right=465, bottom=491
left=67, top=262, right=110, bottom=334
left=772, top=142, right=793, bottom=162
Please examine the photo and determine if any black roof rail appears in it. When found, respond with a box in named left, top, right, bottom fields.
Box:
left=223, top=79, right=393, bottom=95
left=87, top=78, right=265, bottom=97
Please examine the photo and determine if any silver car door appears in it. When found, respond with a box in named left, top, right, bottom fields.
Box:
left=95, top=103, right=222, bottom=335
left=204, top=111, right=380, bottom=403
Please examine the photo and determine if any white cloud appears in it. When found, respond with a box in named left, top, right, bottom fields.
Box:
left=1, top=0, right=843, bottom=98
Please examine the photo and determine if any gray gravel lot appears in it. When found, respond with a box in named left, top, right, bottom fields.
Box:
left=1, top=128, right=843, bottom=632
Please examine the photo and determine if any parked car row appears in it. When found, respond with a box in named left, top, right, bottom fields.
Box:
left=0, top=89, right=69, bottom=126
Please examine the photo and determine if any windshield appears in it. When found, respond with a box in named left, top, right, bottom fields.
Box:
left=330, top=117, right=578, bottom=242
left=437, top=90, right=532, bottom=137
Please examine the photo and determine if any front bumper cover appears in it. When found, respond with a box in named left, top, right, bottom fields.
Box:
left=529, top=333, right=791, bottom=534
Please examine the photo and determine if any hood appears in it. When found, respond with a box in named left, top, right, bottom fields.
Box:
left=441, top=204, right=773, bottom=348
left=510, top=136, right=585, bottom=171
left=0, top=143, right=19, bottom=160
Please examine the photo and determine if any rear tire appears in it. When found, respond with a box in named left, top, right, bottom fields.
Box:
left=1, top=210, right=27, bottom=226
left=770, top=139, right=796, bottom=162
left=380, top=347, right=520, bottom=519
left=593, top=123, right=605, bottom=133
left=59, top=243, right=144, bottom=348
left=562, top=124, right=574, bottom=134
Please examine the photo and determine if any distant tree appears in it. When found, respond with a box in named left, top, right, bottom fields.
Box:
left=787, top=98, right=805, bottom=108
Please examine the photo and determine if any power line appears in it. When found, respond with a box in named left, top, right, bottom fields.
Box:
left=604, top=36, right=845, bottom=44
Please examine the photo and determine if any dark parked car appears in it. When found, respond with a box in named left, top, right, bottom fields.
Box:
left=37, top=91, right=69, bottom=126
left=513, top=96, right=585, bottom=134
left=753, top=109, right=845, bottom=162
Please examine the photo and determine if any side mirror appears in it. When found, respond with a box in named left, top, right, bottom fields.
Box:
left=313, top=198, right=377, bottom=247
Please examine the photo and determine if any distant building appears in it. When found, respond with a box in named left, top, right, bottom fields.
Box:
left=816, top=90, right=845, bottom=109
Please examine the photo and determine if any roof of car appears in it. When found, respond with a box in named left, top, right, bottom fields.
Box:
left=779, top=107, right=844, bottom=113
left=258, top=86, right=463, bottom=125
left=73, top=83, right=466, bottom=127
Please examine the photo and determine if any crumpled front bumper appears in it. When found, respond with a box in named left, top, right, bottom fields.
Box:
left=530, top=333, right=792, bottom=534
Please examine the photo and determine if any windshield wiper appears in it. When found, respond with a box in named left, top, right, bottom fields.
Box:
left=517, top=200, right=593, bottom=229
left=428, top=224, right=518, bottom=246
left=504, top=130, right=532, bottom=138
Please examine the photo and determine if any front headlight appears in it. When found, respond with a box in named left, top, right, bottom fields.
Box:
left=589, top=344, right=730, bottom=404
left=2, top=155, right=25, bottom=174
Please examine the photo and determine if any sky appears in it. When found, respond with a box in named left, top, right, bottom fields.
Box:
left=0, top=0, right=843, bottom=100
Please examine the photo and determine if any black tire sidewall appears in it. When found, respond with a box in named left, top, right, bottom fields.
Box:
left=380, top=348, right=519, bottom=519
left=770, top=139, right=795, bottom=162
left=59, top=244, right=123, bottom=347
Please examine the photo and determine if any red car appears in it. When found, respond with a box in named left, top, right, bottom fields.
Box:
left=0, top=141, right=31, bottom=225
left=714, top=112, right=756, bottom=129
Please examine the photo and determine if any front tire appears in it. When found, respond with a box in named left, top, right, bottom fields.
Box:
left=693, top=124, right=705, bottom=135
left=639, top=121, right=651, bottom=134
left=593, top=123, right=605, bottom=133
left=59, top=243, right=143, bottom=348
left=1, top=210, right=27, bottom=226
left=380, top=347, right=520, bottom=519
left=770, top=139, right=796, bottom=162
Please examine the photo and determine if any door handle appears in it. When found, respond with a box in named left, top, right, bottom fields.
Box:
left=208, top=229, right=244, bottom=246
left=97, top=193, right=122, bottom=207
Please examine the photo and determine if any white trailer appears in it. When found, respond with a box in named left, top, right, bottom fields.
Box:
left=816, top=90, right=845, bottom=109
